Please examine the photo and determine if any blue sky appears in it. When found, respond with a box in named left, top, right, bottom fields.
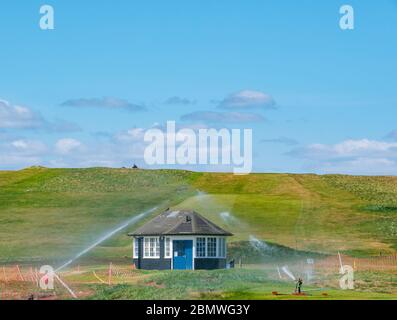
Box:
left=1, top=0, right=397, bottom=174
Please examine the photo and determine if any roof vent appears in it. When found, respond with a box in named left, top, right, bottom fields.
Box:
left=186, top=215, right=192, bottom=223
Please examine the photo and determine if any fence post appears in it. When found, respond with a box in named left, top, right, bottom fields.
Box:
left=29, top=267, right=35, bottom=284
left=35, top=268, right=39, bottom=287
left=108, top=263, right=112, bottom=286
left=2, top=266, right=7, bottom=283
left=16, top=265, right=24, bottom=281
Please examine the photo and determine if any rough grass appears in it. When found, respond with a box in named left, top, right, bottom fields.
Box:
left=90, top=269, right=270, bottom=300
left=87, top=268, right=396, bottom=300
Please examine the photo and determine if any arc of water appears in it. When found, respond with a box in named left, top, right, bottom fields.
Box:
left=338, top=251, right=344, bottom=273
left=54, top=273, right=78, bottom=299
left=281, top=266, right=296, bottom=281
left=55, top=206, right=158, bottom=272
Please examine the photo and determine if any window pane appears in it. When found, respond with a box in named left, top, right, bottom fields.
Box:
left=150, top=238, right=155, bottom=257
left=165, top=238, right=171, bottom=258
left=144, top=238, right=149, bottom=257
left=155, top=238, right=160, bottom=257
left=144, top=237, right=160, bottom=258
left=196, top=237, right=206, bottom=257
left=134, top=238, right=139, bottom=258
left=207, top=237, right=217, bottom=257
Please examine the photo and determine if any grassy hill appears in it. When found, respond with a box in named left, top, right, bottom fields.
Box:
left=0, top=167, right=195, bottom=264
left=0, top=167, right=396, bottom=266
left=186, top=173, right=397, bottom=256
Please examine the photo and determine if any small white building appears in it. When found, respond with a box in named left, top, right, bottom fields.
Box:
left=128, top=209, right=233, bottom=270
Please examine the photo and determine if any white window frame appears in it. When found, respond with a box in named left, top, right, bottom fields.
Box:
left=164, top=237, right=172, bottom=258
left=143, top=237, right=160, bottom=259
left=195, top=236, right=227, bottom=259
left=133, top=238, right=139, bottom=259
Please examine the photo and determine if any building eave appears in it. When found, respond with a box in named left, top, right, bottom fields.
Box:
left=128, top=232, right=233, bottom=237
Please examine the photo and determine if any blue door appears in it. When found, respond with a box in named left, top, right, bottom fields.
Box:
left=173, top=240, right=193, bottom=270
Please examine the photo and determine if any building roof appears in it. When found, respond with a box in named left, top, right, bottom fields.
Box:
left=128, top=209, right=233, bottom=237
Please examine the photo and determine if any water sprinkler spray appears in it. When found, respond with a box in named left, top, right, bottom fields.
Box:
left=55, top=206, right=158, bottom=272
left=281, top=265, right=296, bottom=281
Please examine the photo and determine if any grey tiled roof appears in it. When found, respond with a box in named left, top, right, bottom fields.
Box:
left=128, top=209, right=233, bottom=237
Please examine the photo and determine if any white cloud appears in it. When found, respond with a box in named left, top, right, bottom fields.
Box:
left=289, top=138, right=397, bottom=175
left=261, top=137, right=299, bottom=146
left=386, top=130, right=397, bottom=141
left=0, top=99, right=81, bottom=132
left=49, top=129, right=148, bottom=168
left=0, top=99, right=45, bottom=129
left=1, top=119, right=248, bottom=170
left=61, top=97, right=146, bottom=112
left=38, top=123, right=239, bottom=170
left=291, top=139, right=397, bottom=159
left=181, top=111, right=265, bottom=123
left=115, top=128, right=146, bottom=142
left=218, top=90, right=276, bottom=110
left=309, top=158, right=397, bottom=176
left=164, top=96, right=196, bottom=106
left=10, top=139, right=47, bottom=154
left=55, top=138, right=83, bottom=155
left=0, top=138, right=48, bottom=169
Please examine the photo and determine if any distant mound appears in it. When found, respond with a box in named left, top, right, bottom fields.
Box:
left=228, top=240, right=326, bottom=264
